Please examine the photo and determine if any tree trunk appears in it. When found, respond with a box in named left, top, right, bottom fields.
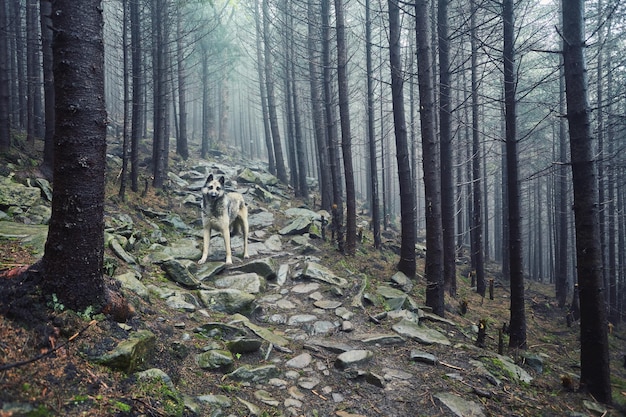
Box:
left=0, top=0, right=10, bottom=151
left=334, top=0, right=356, bottom=256
left=562, top=0, right=612, bottom=404
left=175, top=3, right=188, bottom=160
left=503, top=0, right=526, bottom=349
left=119, top=0, right=129, bottom=200
left=438, top=0, right=457, bottom=297
left=39, top=0, right=54, bottom=177
left=414, top=0, right=443, bottom=316
left=42, top=0, right=107, bottom=311
left=130, top=0, right=141, bottom=192
left=307, top=0, right=331, bottom=210
left=365, top=0, right=381, bottom=249
left=262, top=0, right=287, bottom=183
left=254, top=0, right=274, bottom=173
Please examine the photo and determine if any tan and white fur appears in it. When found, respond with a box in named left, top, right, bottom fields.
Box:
left=198, top=174, right=249, bottom=265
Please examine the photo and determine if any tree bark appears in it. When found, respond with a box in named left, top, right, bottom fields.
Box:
left=334, top=0, right=356, bottom=256
left=414, top=0, right=443, bottom=315
left=42, top=0, right=107, bottom=311
left=503, top=0, right=526, bottom=349
left=39, top=0, right=54, bottom=177
left=130, top=0, right=141, bottom=192
left=0, top=0, right=11, bottom=151
left=562, top=0, right=612, bottom=404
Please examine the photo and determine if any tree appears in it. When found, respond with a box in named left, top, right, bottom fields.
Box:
left=414, top=0, right=443, bottom=315
left=365, top=0, right=381, bottom=249
left=129, top=0, right=142, bottom=192
left=437, top=0, right=457, bottom=297
left=0, top=0, right=10, bottom=152
left=262, top=0, right=287, bottom=183
left=39, top=0, right=54, bottom=177
left=561, top=0, right=611, bottom=404
left=335, top=0, right=356, bottom=255
left=503, top=0, right=526, bottom=349
left=41, top=0, right=108, bottom=311
left=175, top=2, right=189, bottom=161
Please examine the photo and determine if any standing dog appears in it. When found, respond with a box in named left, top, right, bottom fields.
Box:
left=198, top=174, right=249, bottom=265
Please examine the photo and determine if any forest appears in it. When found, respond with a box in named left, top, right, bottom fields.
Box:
left=1, top=0, right=625, bottom=415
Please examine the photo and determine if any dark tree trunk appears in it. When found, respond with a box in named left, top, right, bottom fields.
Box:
left=414, top=0, right=443, bottom=315
left=438, top=0, right=457, bottom=297
left=556, top=51, right=569, bottom=307
left=119, top=0, right=129, bottom=200
left=130, top=0, right=141, bottom=192
left=262, top=0, right=287, bottom=183
left=26, top=0, right=39, bottom=144
left=254, top=0, right=274, bottom=172
left=42, top=0, right=107, bottom=311
left=562, top=0, right=612, bottom=404
left=470, top=0, right=485, bottom=297
left=504, top=0, right=526, bottom=349
left=0, top=0, right=10, bottom=151
left=365, top=0, right=381, bottom=249
left=335, top=0, right=356, bottom=256
left=322, top=0, right=343, bottom=224
left=291, top=59, right=308, bottom=200
left=175, top=3, right=188, bottom=160
left=39, top=0, right=54, bottom=177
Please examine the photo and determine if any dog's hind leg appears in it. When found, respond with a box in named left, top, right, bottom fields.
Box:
left=199, top=224, right=211, bottom=264
left=241, top=207, right=249, bottom=260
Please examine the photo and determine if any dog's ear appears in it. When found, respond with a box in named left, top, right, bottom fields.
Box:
left=219, top=176, right=225, bottom=186
left=206, top=173, right=214, bottom=184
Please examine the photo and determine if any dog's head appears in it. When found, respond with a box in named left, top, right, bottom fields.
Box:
left=202, top=174, right=225, bottom=200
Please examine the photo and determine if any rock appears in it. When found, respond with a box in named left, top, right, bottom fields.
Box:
left=0, top=221, right=48, bottom=256
left=109, top=237, right=137, bottom=264
left=115, top=271, right=148, bottom=299
left=198, top=289, right=256, bottom=315
left=484, top=354, right=533, bottom=384
left=165, top=292, right=198, bottom=312
left=195, top=322, right=246, bottom=339
left=226, top=365, right=280, bottom=383
left=285, top=207, right=321, bottom=220
left=32, top=178, right=53, bottom=202
left=376, top=286, right=409, bottom=311
left=196, top=350, right=234, bottom=370
left=254, top=389, right=280, bottom=407
left=279, top=216, right=313, bottom=236
left=390, top=271, right=413, bottom=293
left=230, top=257, right=277, bottom=280
left=167, top=172, right=189, bottom=188
left=298, top=376, right=321, bottom=390
left=237, top=167, right=279, bottom=186
left=161, top=259, right=201, bottom=289
left=247, top=210, right=275, bottom=228
left=360, top=334, right=406, bottom=345
left=263, top=234, right=283, bottom=252
left=302, top=262, right=349, bottom=288
left=391, top=318, right=451, bottom=346
left=237, top=396, right=262, bottom=416
left=365, top=372, right=385, bottom=388
left=305, top=339, right=355, bottom=354
left=421, top=310, right=457, bottom=326
left=196, top=261, right=226, bottom=281
left=285, top=353, right=313, bottom=369
left=226, top=337, right=263, bottom=354
left=96, top=330, right=156, bottom=373
left=135, top=368, right=175, bottom=389
left=521, top=352, right=545, bottom=374
left=335, top=349, right=374, bottom=369
left=160, top=238, right=202, bottom=260
left=252, top=184, right=275, bottom=202
left=212, top=272, right=265, bottom=294
left=313, top=299, right=342, bottom=309
left=434, top=392, right=485, bottom=417
left=410, top=350, right=439, bottom=365
left=0, top=177, right=40, bottom=208
left=196, top=394, right=232, bottom=408
left=230, top=313, right=290, bottom=347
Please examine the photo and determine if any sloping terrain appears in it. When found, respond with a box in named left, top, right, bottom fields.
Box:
left=1, top=146, right=626, bottom=417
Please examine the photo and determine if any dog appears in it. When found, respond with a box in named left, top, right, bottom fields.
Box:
left=198, top=174, right=249, bottom=265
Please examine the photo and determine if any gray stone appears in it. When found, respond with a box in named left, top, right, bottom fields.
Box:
left=310, top=320, right=337, bottom=335
left=376, top=286, right=409, bottom=311
left=226, top=338, right=263, bottom=354
left=198, top=289, right=256, bottom=315
left=305, top=339, right=355, bottom=353
left=279, top=216, right=313, bottom=236
left=365, top=372, right=385, bottom=388
left=291, top=282, right=320, bottom=293
left=391, top=318, right=451, bottom=346
left=263, top=234, right=282, bottom=252
left=297, top=376, right=321, bottom=390
left=390, top=271, right=413, bottom=293
left=115, top=271, right=148, bottom=299
left=196, top=262, right=226, bottom=281
left=96, top=330, right=156, bottom=373
left=254, top=389, right=280, bottom=406
left=0, top=221, right=48, bottom=256
left=110, top=237, right=137, bottom=264
left=196, top=350, right=234, bottom=370
left=421, top=310, right=457, bottom=326
left=230, top=257, right=277, bottom=279
left=360, top=334, right=406, bottom=345
left=335, top=307, right=354, bottom=320
left=434, top=392, right=485, bottom=417
left=165, top=292, right=198, bottom=312
left=288, top=314, right=317, bottom=325
left=285, top=353, right=312, bottom=369
left=196, top=394, right=232, bottom=408
left=230, top=313, right=291, bottom=347
left=521, top=352, right=545, bottom=374
left=161, top=259, right=201, bottom=289
left=285, top=207, right=321, bottom=220
left=167, top=172, right=189, bottom=188
left=276, top=264, right=290, bottom=286
left=32, top=178, right=53, bottom=202
left=410, top=350, right=439, bottom=365
left=313, top=300, right=342, bottom=309
left=302, top=262, right=348, bottom=288
left=226, top=365, right=280, bottom=383
left=0, top=177, right=40, bottom=207
left=212, top=272, right=264, bottom=294
left=161, top=238, right=203, bottom=260
left=237, top=396, right=262, bottom=416
left=248, top=210, right=275, bottom=228
left=335, top=350, right=374, bottom=369
left=135, top=368, right=175, bottom=389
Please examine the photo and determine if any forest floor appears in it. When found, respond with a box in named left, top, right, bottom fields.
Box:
left=1, top=141, right=626, bottom=417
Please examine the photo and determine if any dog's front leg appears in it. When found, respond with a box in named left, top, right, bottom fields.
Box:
left=223, top=225, right=233, bottom=264
left=199, top=224, right=211, bottom=264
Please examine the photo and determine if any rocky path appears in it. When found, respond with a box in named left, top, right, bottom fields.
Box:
left=0, top=159, right=598, bottom=417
